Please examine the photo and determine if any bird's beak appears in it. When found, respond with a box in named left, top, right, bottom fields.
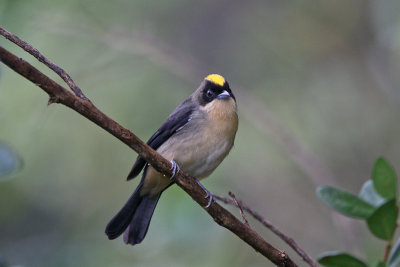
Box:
left=217, top=90, right=230, bottom=99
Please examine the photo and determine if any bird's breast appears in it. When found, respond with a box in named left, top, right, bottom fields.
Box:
left=142, top=98, right=238, bottom=197
left=159, top=100, right=238, bottom=179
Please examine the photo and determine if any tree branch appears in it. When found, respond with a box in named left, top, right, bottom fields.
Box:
left=214, top=195, right=318, bottom=267
left=228, top=192, right=250, bottom=227
left=0, top=27, right=299, bottom=267
left=0, top=26, right=87, bottom=99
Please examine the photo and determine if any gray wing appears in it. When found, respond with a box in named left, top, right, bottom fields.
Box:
left=127, top=103, right=195, bottom=180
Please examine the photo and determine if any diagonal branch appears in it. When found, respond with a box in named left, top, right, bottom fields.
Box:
left=215, top=195, right=319, bottom=267
left=0, top=26, right=87, bottom=99
left=0, top=29, right=299, bottom=267
left=228, top=191, right=250, bottom=227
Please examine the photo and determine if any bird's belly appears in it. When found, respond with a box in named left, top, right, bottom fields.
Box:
left=176, top=138, right=231, bottom=179
left=143, top=133, right=233, bottom=197
left=159, top=127, right=234, bottom=179
left=143, top=109, right=238, bottom=197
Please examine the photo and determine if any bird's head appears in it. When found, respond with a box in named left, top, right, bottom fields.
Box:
left=194, top=74, right=236, bottom=106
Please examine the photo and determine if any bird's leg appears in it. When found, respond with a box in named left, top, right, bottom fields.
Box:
left=169, top=160, right=180, bottom=179
left=194, top=178, right=213, bottom=208
left=169, top=160, right=213, bottom=208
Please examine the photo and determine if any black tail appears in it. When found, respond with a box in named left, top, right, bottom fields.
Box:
left=105, top=183, right=161, bottom=245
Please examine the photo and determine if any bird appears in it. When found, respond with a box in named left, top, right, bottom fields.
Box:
left=105, top=74, right=238, bottom=245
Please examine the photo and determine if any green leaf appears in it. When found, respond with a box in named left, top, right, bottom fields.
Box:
left=367, top=199, right=398, bottom=240
left=317, top=186, right=375, bottom=219
left=318, top=251, right=367, bottom=267
left=0, top=142, right=22, bottom=181
left=377, top=261, right=387, bottom=267
left=388, top=237, right=400, bottom=267
left=359, top=180, right=386, bottom=207
left=372, top=157, right=397, bottom=199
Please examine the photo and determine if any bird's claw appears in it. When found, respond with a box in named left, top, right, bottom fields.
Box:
left=195, top=178, right=214, bottom=208
left=169, top=162, right=213, bottom=208
left=169, top=160, right=180, bottom=179
left=204, top=191, right=213, bottom=209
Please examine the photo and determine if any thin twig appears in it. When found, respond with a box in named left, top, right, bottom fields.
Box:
left=383, top=242, right=392, bottom=263
left=0, top=26, right=87, bottom=100
left=0, top=28, right=298, bottom=267
left=215, top=194, right=318, bottom=267
left=229, top=192, right=250, bottom=227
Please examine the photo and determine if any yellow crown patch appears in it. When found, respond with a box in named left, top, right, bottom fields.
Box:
left=205, top=74, right=225, bottom=87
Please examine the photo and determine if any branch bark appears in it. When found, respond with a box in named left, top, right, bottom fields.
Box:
left=215, top=195, right=319, bottom=267
left=0, top=26, right=87, bottom=99
left=0, top=27, right=300, bottom=267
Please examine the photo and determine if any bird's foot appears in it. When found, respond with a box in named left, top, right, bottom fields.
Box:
left=169, top=160, right=180, bottom=179
left=194, top=178, right=213, bottom=208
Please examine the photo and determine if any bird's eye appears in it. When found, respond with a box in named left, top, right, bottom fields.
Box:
left=206, top=89, right=213, bottom=98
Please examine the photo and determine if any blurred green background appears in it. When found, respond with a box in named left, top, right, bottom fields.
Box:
left=1, top=0, right=400, bottom=266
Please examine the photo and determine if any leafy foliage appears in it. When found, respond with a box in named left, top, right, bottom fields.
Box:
left=359, top=180, right=386, bottom=207
left=317, top=252, right=367, bottom=267
left=372, top=158, right=397, bottom=199
left=317, top=186, right=375, bottom=219
left=317, top=158, right=399, bottom=266
left=389, top=238, right=400, bottom=267
left=366, top=199, right=398, bottom=240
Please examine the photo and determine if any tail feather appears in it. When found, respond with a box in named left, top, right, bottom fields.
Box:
left=123, top=193, right=161, bottom=245
left=105, top=182, right=161, bottom=245
left=105, top=184, right=143, bottom=240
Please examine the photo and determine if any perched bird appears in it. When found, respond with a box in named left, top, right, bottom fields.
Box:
left=105, top=74, right=238, bottom=245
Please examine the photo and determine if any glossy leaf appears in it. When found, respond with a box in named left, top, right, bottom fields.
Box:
left=388, top=237, right=400, bottom=267
left=372, top=157, right=397, bottom=199
left=367, top=199, right=398, bottom=240
left=317, top=186, right=375, bottom=219
left=359, top=180, right=386, bottom=207
left=318, top=251, right=367, bottom=267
